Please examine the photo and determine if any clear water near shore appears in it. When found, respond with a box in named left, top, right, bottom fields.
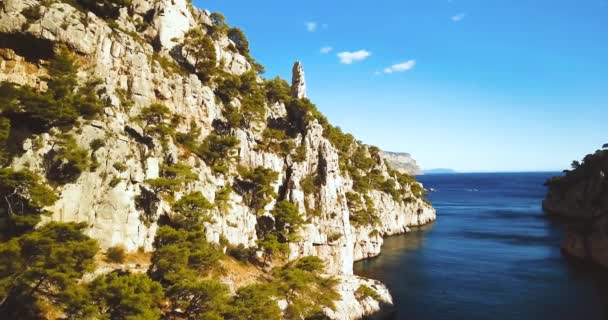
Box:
left=354, top=172, right=608, bottom=320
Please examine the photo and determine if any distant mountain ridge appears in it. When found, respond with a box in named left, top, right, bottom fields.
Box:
left=424, top=168, right=457, bottom=174
left=381, top=151, right=422, bottom=175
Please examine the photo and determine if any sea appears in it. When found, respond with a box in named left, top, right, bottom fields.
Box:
left=354, top=172, right=608, bottom=320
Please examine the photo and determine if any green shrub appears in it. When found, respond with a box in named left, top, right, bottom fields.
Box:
left=0, top=118, right=10, bottom=165
left=109, top=177, right=122, bottom=188
left=105, top=245, right=126, bottom=263
left=146, top=163, right=196, bottom=194
left=0, top=168, right=58, bottom=239
left=324, top=125, right=355, bottom=156
left=293, top=142, right=307, bottom=163
left=0, top=223, right=98, bottom=316
left=271, top=200, right=304, bottom=242
left=150, top=226, right=223, bottom=285
left=73, top=79, right=105, bottom=119
left=227, top=284, right=281, bottom=320
left=222, top=104, right=242, bottom=128
left=215, top=185, right=232, bottom=213
left=355, top=285, right=380, bottom=301
left=347, top=192, right=379, bottom=227
left=264, top=77, right=291, bottom=103
left=300, top=174, right=317, bottom=195
left=237, top=72, right=266, bottom=122
left=83, top=272, right=164, bottom=320
left=152, top=53, right=188, bottom=76
left=285, top=98, right=321, bottom=134
left=546, top=149, right=608, bottom=195
left=89, top=138, right=105, bottom=152
left=257, top=233, right=289, bottom=265
left=175, top=120, right=201, bottom=151
left=227, top=243, right=256, bottom=263
left=351, top=170, right=371, bottom=194
left=183, top=28, right=217, bottom=83
left=272, top=256, right=340, bottom=319
left=0, top=48, right=103, bottom=132
left=235, top=166, right=278, bottom=214
left=215, top=73, right=242, bottom=105
left=113, top=162, right=127, bottom=172
left=170, top=192, right=214, bottom=231
left=208, top=12, right=229, bottom=38
left=328, top=233, right=342, bottom=242
left=215, top=71, right=266, bottom=125
left=138, top=103, right=172, bottom=134
left=196, top=133, right=239, bottom=173
left=352, top=146, right=376, bottom=172
left=259, top=128, right=295, bottom=157
left=228, top=27, right=249, bottom=56
left=45, top=134, right=90, bottom=184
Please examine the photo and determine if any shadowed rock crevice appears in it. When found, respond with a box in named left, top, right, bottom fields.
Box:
left=0, top=33, right=54, bottom=63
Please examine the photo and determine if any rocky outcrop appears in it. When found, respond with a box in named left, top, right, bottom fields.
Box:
left=326, top=276, right=393, bottom=320
left=291, top=60, right=306, bottom=99
left=381, top=151, right=422, bottom=175
left=0, top=1, right=435, bottom=318
left=543, top=150, right=608, bottom=267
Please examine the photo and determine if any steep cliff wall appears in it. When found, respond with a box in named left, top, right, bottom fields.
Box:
left=544, top=149, right=608, bottom=267
left=0, top=0, right=435, bottom=318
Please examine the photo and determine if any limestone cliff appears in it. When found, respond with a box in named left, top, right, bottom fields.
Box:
left=381, top=151, right=422, bottom=175
left=544, top=149, right=608, bottom=267
left=0, top=0, right=435, bottom=318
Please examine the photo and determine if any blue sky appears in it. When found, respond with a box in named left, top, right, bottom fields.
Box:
left=195, top=0, right=608, bottom=172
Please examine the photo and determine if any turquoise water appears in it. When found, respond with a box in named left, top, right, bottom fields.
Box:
left=354, top=172, right=608, bottom=320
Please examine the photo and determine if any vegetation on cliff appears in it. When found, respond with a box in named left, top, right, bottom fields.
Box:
left=545, top=149, right=608, bottom=193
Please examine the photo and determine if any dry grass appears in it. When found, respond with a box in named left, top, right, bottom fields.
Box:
left=94, top=249, right=152, bottom=270
left=215, top=256, right=271, bottom=290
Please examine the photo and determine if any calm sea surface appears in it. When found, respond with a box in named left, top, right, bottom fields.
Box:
left=354, top=172, right=608, bottom=320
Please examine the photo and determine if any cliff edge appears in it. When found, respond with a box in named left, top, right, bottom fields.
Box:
left=544, top=148, right=608, bottom=267
left=380, top=151, right=422, bottom=175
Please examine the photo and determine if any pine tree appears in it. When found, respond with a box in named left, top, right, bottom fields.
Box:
left=0, top=168, right=58, bottom=239
left=87, top=272, right=164, bottom=320
left=171, top=192, right=214, bottom=231
left=0, top=223, right=98, bottom=318
left=227, top=284, right=281, bottom=320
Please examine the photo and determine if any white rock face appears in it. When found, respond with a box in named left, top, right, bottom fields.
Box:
left=291, top=60, right=307, bottom=99
left=1, top=2, right=436, bottom=319
left=381, top=150, right=422, bottom=175
left=153, top=0, right=193, bottom=50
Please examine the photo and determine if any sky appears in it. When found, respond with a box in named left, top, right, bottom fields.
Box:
left=194, top=0, right=608, bottom=172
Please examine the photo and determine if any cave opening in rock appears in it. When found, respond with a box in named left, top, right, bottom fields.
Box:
left=0, top=33, right=54, bottom=63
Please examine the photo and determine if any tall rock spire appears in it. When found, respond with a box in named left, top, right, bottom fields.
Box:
left=291, top=61, right=307, bottom=99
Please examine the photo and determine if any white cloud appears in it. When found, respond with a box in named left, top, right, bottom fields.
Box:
left=320, top=46, right=333, bottom=54
left=383, top=60, right=416, bottom=74
left=451, top=13, right=465, bottom=22
left=306, top=22, right=318, bottom=32
left=337, top=50, right=372, bottom=64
